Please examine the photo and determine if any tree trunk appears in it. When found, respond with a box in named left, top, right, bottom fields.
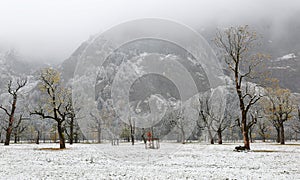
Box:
left=4, top=126, right=13, bottom=146
left=74, top=132, right=79, bottom=143
left=249, top=128, right=253, bottom=143
left=208, top=129, right=214, bottom=144
left=14, top=132, right=17, bottom=143
left=130, top=124, right=135, bottom=145
left=4, top=96, right=17, bottom=146
left=243, top=129, right=250, bottom=150
left=57, top=122, right=66, bottom=149
left=242, top=112, right=250, bottom=150
left=181, top=127, right=186, bottom=144
left=141, top=132, right=146, bottom=144
left=97, top=130, right=101, bottom=144
left=97, top=121, right=101, bottom=144
left=36, top=131, right=40, bottom=144
left=131, top=134, right=134, bottom=145
left=280, top=123, right=285, bottom=144
left=275, top=127, right=280, bottom=143
left=69, top=118, right=74, bottom=145
left=43, top=132, right=46, bottom=143
left=262, top=136, right=266, bottom=142
left=217, top=129, right=222, bottom=144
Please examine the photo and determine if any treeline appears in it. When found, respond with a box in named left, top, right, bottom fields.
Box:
left=0, top=25, right=299, bottom=150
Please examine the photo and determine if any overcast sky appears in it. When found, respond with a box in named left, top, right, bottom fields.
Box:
left=0, top=0, right=299, bottom=63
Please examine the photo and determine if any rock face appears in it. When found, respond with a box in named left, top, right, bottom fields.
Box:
left=59, top=41, right=90, bottom=83
left=61, top=22, right=300, bottom=93
left=266, top=53, right=300, bottom=93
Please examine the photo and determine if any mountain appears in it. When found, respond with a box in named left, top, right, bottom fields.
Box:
left=1, top=19, right=299, bottom=95
left=267, top=53, right=300, bottom=92
left=0, top=50, right=52, bottom=97
left=0, top=22, right=299, bottom=142
left=59, top=40, right=90, bottom=83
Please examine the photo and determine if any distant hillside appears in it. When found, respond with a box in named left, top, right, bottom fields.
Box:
left=267, top=53, right=300, bottom=92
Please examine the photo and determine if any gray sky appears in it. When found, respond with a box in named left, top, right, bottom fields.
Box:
left=0, top=0, right=299, bottom=62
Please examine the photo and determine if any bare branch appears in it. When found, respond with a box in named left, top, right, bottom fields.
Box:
left=245, top=95, right=261, bottom=113
left=0, top=105, right=11, bottom=116
left=30, top=109, right=56, bottom=121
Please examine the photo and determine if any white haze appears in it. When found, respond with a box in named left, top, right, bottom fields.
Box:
left=0, top=0, right=299, bottom=63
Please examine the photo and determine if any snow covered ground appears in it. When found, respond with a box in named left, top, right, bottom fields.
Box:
left=0, top=142, right=299, bottom=179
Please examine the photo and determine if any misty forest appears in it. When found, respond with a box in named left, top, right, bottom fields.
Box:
left=0, top=1, right=300, bottom=179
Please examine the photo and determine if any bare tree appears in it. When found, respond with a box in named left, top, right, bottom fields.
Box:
left=88, top=99, right=116, bottom=144
left=128, top=116, right=135, bottom=145
left=64, top=104, right=76, bottom=144
left=65, top=116, right=74, bottom=144
left=90, top=112, right=102, bottom=143
left=198, top=90, right=233, bottom=144
left=31, top=68, right=72, bottom=149
left=0, top=79, right=27, bottom=145
left=211, top=114, right=231, bottom=144
left=174, top=108, right=187, bottom=144
left=62, top=94, right=80, bottom=145
left=215, top=25, right=266, bottom=149
left=247, top=110, right=260, bottom=143
left=257, top=120, right=270, bottom=142
left=198, top=94, right=215, bottom=144
left=210, top=92, right=233, bottom=145
left=12, top=115, right=28, bottom=143
left=264, top=87, right=295, bottom=144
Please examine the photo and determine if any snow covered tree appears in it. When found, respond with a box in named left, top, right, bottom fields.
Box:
left=198, top=93, right=215, bottom=144
left=197, top=89, right=233, bottom=144
left=215, top=25, right=266, bottom=149
left=174, top=107, right=187, bottom=144
left=0, top=79, right=27, bottom=145
left=89, top=112, right=102, bottom=143
left=210, top=89, right=233, bottom=144
left=31, top=68, right=72, bottom=149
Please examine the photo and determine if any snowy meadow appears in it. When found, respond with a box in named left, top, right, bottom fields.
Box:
left=0, top=142, right=299, bottom=179
left=1, top=1, right=300, bottom=180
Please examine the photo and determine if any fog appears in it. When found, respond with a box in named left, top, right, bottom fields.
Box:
left=0, top=0, right=299, bottom=63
